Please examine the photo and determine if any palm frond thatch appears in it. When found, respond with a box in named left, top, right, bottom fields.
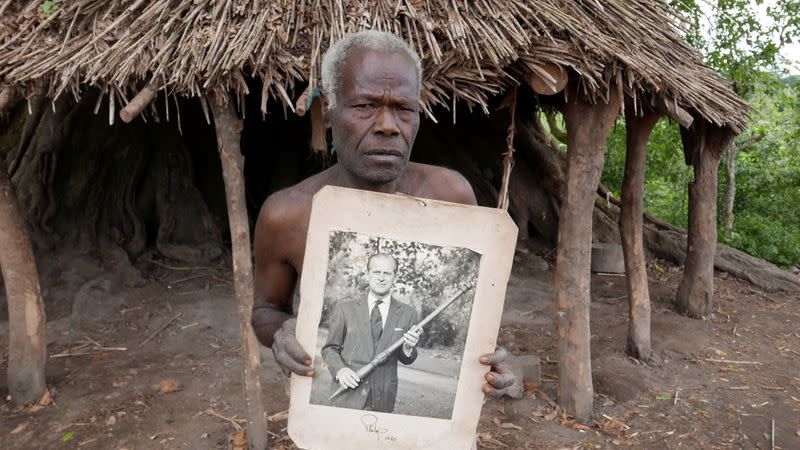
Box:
left=0, top=0, right=747, bottom=131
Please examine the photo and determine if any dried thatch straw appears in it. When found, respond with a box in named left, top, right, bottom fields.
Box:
left=0, top=0, right=747, bottom=132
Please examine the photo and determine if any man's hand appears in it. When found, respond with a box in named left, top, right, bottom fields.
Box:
left=402, top=325, right=423, bottom=354
left=479, top=346, right=515, bottom=396
left=335, top=367, right=360, bottom=389
left=272, top=318, right=314, bottom=377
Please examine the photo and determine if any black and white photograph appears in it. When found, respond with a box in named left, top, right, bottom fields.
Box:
left=309, top=231, right=480, bottom=419
left=289, top=186, right=516, bottom=449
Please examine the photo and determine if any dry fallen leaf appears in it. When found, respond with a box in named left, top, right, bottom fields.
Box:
left=10, top=422, right=28, bottom=434
left=154, top=379, right=182, bottom=395
left=38, top=390, right=53, bottom=406
left=523, top=382, right=541, bottom=393
left=230, top=429, right=247, bottom=450
left=106, top=415, right=117, bottom=426
left=598, top=417, right=628, bottom=436
left=90, top=354, right=110, bottom=363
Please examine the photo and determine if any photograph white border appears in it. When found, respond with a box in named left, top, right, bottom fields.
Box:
left=289, top=186, right=517, bottom=450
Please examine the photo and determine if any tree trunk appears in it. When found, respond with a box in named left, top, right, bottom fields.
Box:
left=209, top=92, right=269, bottom=450
left=619, top=111, right=659, bottom=361
left=0, top=91, right=223, bottom=262
left=0, top=158, right=47, bottom=405
left=722, top=142, right=737, bottom=236
left=676, top=123, right=734, bottom=318
left=556, top=83, right=621, bottom=422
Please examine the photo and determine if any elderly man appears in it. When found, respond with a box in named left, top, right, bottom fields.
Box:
left=251, top=30, right=513, bottom=418
left=321, top=253, right=422, bottom=413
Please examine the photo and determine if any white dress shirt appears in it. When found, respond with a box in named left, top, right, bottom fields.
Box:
left=368, top=291, right=414, bottom=357
left=367, top=291, right=391, bottom=328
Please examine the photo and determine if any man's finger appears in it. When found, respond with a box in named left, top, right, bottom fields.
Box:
left=483, top=383, right=509, bottom=398
left=275, top=348, right=313, bottom=376
left=341, top=374, right=359, bottom=389
left=479, top=346, right=508, bottom=366
left=277, top=330, right=312, bottom=366
left=485, top=370, right=515, bottom=389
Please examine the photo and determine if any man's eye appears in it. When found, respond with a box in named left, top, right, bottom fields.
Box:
left=355, top=103, right=376, bottom=109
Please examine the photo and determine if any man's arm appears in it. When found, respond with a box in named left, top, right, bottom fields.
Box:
left=251, top=196, right=297, bottom=347
left=251, top=194, right=313, bottom=376
left=398, top=311, right=420, bottom=365
left=320, top=304, right=349, bottom=376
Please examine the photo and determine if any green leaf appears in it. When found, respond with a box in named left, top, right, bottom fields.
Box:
left=62, top=431, right=75, bottom=442
left=41, top=0, right=61, bottom=15
left=656, top=394, right=672, bottom=401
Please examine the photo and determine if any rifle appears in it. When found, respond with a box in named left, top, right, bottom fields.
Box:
left=328, top=283, right=474, bottom=402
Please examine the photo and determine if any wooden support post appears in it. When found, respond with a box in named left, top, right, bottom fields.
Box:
left=619, top=110, right=659, bottom=361
left=497, top=87, right=517, bottom=210
left=208, top=92, right=269, bottom=450
left=0, top=158, right=47, bottom=405
left=676, top=122, right=733, bottom=318
left=556, top=82, right=621, bottom=422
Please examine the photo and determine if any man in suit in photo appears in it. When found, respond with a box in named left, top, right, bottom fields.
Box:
left=321, top=252, right=423, bottom=412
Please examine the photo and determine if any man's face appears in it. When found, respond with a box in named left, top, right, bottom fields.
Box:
left=326, top=49, right=420, bottom=186
left=367, top=256, right=398, bottom=297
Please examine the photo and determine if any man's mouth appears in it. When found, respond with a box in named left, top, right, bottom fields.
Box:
left=363, top=149, right=403, bottom=158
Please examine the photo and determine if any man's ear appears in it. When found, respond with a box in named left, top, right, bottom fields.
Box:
left=320, top=92, right=332, bottom=128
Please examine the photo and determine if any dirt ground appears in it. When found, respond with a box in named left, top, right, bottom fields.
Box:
left=1, top=248, right=799, bottom=450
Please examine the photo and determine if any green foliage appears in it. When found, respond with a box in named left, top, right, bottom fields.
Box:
left=602, top=77, right=800, bottom=268
left=671, top=0, right=799, bottom=95
left=600, top=2, right=800, bottom=268
left=719, top=77, right=800, bottom=267
left=40, top=0, right=60, bottom=15
left=602, top=117, right=693, bottom=229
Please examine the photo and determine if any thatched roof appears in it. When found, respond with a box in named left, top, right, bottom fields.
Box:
left=0, top=0, right=747, bottom=132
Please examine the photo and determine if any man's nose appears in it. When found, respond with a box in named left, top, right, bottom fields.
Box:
left=373, top=106, right=400, bottom=136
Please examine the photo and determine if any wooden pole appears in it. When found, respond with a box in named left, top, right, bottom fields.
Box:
left=0, top=158, right=47, bottom=405
left=524, top=62, right=568, bottom=96
left=676, top=122, right=733, bottom=318
left=497, top=87, right=517, bottom=210
left=119, top=82, right=158, bottom=123
left=556, top=82, right=620, bottom=422
left=208, top=92, right=269, bottom=450
left=619, top=110, right=659, bottom=361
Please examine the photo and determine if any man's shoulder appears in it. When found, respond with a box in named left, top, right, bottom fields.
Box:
left=335, top=298, right=365, bottom=316
left=405, top=163, right=477, bottom=206
left=256, top=170, right=333, bottom=228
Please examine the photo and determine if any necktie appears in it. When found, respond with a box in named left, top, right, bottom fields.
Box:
left=371, top=299, right=383, bottom=346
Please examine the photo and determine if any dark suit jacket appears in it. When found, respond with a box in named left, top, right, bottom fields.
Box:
left=321, top=295, right=419, bottom=412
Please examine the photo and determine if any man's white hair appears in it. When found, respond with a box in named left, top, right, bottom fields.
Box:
left=321, top=30, right=423, bottom=109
